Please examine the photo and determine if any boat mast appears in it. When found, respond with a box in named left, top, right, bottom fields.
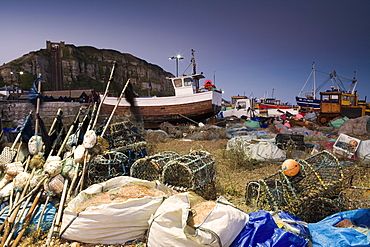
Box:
left=351, top=71, right=357, bottom=94
left=313, top=62, right=316, bottom=98
left=191, top=49, right=196, bottom=75
left=181, top=49, right=197, bottom=75
left=298, top=62, right=316, bottom=98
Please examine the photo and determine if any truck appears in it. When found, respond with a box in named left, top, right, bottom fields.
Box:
left=316, top=90, right=366, bottom=125
left=219, top=98, right=299, bottom=119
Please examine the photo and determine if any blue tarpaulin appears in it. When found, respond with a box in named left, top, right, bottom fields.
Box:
left=0, top=201, right=57, bottom=237
left=308, top=209, right=370, bottom=247
left=231, top=210, right=309, bottom=247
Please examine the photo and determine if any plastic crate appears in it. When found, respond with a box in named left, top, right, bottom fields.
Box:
left=333, top=133, right=361, bottom=158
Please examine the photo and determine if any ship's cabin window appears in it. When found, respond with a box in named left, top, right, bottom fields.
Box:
left=184, top=78, right=192, bottom=86
left=174, top=79, right=182, bottom=87
left=236, top=101, right=246, bottom=110
left=322, top=94, right=339, bottom=103
left=342, top=95, right=350, bottom=102
left=344, top=95, right=357, bottom=105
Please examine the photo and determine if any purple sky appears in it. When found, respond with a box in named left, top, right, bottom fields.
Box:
left=1, top=0, right=370, bottom=104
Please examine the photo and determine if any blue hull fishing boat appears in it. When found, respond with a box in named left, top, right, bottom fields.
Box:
left=296, top=63, right=358, bottom=110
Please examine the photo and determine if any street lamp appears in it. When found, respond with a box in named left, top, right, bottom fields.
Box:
left=168, top=54, right=184, bottom=77
left=10, top=71, right=24, bottom=86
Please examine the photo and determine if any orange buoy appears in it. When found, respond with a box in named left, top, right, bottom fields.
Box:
left=282, top=159, right=300, bottom=176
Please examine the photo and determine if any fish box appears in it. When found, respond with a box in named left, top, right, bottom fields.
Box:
left=275, top=134, right=306, bottom=150
left=333, top=134, right=361, bottom=158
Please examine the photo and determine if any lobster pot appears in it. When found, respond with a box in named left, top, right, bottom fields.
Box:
left=100, top=121, right=144, bottom=149
left=130, top=151, right=180, bottom=181
left=189, top=150, right=215, bottom=165
left=162, top=152, right=216, bottom=200
left=245, top=170, right=296, bottom=212
left=245, top=151, right=344, bottom=222
left=87, top=151, right=128, bottom=186
left=295, top=150, right=343, bottom=199
left=98, top=121, right=148, bottom=166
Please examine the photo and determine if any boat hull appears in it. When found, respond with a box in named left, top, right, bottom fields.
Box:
left=295, top=96, right=321, bottom=110
left=101, top=91, right=222, bottom=128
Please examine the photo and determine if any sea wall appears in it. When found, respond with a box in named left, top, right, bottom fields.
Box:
left=0, top=101, right=87, bottom=127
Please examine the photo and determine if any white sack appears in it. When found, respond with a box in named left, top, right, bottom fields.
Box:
left=248, top=142, right=286, bottom=161
left=357, top=139, right=370, bottom=162
left=227, top=137, right=286, bottom=161
left=147, top=192, right=249, bottom=247
left=60, top=176, right=173, bottom=245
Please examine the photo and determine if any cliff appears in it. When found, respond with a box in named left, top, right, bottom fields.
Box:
left=0, top=42, right=175, bottom=96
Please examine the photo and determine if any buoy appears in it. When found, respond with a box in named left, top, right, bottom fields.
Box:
left=282, top=159, right=300, bottom=176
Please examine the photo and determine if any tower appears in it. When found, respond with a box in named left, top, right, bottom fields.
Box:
left=46, top=41, right=65, bottom=90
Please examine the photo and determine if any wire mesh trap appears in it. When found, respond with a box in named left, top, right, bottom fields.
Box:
left=130, top=151, right=180, bottom=181
left=162, top=150, right=217, bottom=200
left=98, top=121, right=148, bottom=164
left=245, top=151, right=345, bottom=222
left=87, top=151, right=129, bottom=185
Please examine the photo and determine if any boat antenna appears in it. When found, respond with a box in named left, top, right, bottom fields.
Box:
left=213, top=71, right=216, bottom=86
left=191, top=49, right=196, bottom=75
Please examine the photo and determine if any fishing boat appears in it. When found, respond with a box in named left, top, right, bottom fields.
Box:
left=257, top=97, right=299, bottom=116
left=295, top=63, right=358, bottom=110
left=100, top=51, right=223, bottom=128
left=255, top=90, right=299, bottom=116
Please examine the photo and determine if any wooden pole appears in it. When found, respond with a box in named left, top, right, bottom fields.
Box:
left=10, top=189, right=43, bottom=247
left=101, top=78, right=130, bottom=137
left=91, top=62, right=116, bottom=130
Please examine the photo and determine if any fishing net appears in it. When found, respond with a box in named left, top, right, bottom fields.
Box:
left=87, top=151, right=129, bottom=185
left=338, top=188, right=370, bottom=211
left=0, top=147, right=17, bottom=167
left=245, top=151, right=344, bottom=222
left=162, top=150, right=216, bottom=200
left=130, top=151, right=180, bottom=181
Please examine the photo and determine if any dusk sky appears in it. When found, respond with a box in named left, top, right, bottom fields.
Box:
left=1, top=0, right=370, bottom=104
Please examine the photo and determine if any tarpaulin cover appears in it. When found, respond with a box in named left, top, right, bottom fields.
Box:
left=329, top=116, right=349, bottom=128
left=231, top=210, right=309, bottom=247
left=308, top=209, right=370, bottom=247
left=0, top=201, right=57, bottom=237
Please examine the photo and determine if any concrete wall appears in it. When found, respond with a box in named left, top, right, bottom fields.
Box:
left=0, top=101, right=87, bottom=127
